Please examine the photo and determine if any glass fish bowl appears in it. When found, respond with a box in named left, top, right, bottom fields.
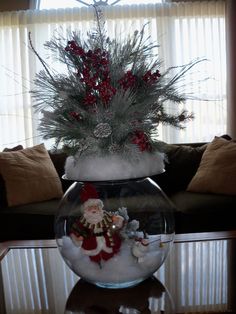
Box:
left=55, top=177, right=175, bottom=289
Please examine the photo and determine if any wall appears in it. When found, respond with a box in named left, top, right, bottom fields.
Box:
left=0, top=0, right=30, bottom=12
left=226, top=0, right=236, bottom=139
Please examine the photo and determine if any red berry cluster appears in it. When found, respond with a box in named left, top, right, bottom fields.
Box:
left=142, top=70, right=161, bottom=84
left=65, top=41, right=85, bottom=57
left=65, top=41, right=116, bottom=106
left=69, top=111, right=81, bottom=121
left=119, top=70, right=136, bottom=90
left=118, top=69, right=161, bottom=91
left=131, top=131, right=151, bottom=152
left=83, top=93, right=97, bottom=106
left=96, top=81, right=116, bottom=104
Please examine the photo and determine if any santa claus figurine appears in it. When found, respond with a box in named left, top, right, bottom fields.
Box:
left=69, top=183, right=124, bottom=264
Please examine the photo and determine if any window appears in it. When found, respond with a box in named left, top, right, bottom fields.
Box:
left=39, top=0, right=164, bottom=10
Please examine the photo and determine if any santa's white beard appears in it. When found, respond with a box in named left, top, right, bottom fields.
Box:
left=83, top=210, right=104, bottom=224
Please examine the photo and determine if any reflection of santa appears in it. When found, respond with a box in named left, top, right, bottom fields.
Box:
left=70, top=183, right=124, bottom=264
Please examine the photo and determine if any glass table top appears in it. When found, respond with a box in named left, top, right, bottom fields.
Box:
left=0, top=232, right=236, bottom=314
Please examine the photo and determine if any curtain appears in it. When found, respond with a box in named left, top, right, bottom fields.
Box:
left=0, top=1, right=226, bottom=151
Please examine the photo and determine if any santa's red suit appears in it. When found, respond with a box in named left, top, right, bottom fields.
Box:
left=70, top=211, right=122, bottom=263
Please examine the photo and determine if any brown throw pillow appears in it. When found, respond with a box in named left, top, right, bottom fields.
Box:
left=3, top=145, right=23, bottom=152
left=187, top=137, right=236, bottom=195
left=0, top=144, right=63, bottom=206
left=0, top=145, right=24, bottom=209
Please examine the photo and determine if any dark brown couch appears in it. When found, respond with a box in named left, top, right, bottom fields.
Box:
left=0, top=139, right=235, bottom=242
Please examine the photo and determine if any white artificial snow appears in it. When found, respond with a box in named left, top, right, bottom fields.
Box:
left=59, top=235, right=171, bottom=286
left=64, top=152, right=165, bottom=181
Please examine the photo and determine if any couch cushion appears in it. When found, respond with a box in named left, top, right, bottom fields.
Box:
left=152, top=142, right=207, bottom=194
left=0, top=199, right=61, bottom=241
left=0, top=175, right=6, bottom=209
left=0, top=144, right=63, bottom=207
left=0, top=199, right=61, bottom=215
left=49, top=150, right=73, bottom=192
left=171, top=191, right=236, bottom=233
left=170, top=191, right=236, bottom=214
left=187, top=137, right=236, bottom=195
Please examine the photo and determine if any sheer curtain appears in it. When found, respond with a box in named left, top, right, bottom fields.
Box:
left=0, top=1, right=226, bottom=150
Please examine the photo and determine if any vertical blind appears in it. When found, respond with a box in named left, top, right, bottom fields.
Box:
left=0, top=1, right=226, bottom=151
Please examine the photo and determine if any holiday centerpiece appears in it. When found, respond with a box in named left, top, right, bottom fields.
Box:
left=30, top=6, right=200, bottom=288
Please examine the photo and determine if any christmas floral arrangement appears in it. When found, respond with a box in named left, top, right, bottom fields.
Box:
left=30, top=8, right=200, bottom=181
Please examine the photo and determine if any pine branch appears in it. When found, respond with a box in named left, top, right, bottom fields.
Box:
left=28, top=32, right=56, bottom=84
left=30, top=8, right=206, bottom=158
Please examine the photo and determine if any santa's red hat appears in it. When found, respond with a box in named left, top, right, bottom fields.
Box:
left=80, top=183, right=103, bottom=211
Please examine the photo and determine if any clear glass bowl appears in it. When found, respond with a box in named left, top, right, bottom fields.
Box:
left=55, top=177, right=175, bottom=289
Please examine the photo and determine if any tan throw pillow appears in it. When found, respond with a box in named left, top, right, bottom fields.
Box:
left=0, top=144, right=63, bottom=206
left=0, top=145, right=24, bottom=209
left=3, top=145, right=23, bottom=152
left=187, top=137, right=236, bottom=195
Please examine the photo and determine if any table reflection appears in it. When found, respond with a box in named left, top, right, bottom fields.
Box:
left=65, top=276, right=174, bottom=314
left=0, top=236, right=235, bottom=314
